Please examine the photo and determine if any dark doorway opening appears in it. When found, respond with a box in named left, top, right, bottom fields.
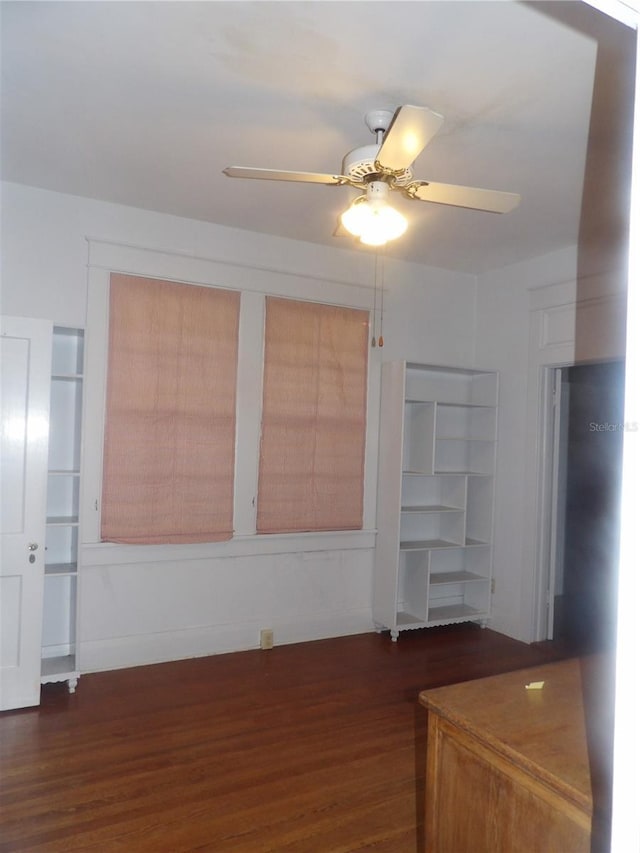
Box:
left=552, top=360, right=625, bottom=655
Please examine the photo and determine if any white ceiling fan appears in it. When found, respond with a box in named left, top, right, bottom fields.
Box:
left=223, top=105, right=521, bottom=247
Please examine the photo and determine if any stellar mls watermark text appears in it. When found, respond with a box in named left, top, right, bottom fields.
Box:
left=589, top=422, right=638, bottom=432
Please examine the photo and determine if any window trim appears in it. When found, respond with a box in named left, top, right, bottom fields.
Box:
left=82, top=239, right=381, bottom=550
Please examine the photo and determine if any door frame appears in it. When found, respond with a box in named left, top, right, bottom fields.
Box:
left=535, top=362, right=573, bottom=641
left=537, top=359, right=626, bottom=642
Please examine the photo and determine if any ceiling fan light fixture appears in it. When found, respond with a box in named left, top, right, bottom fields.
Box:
left=340, top=183, right=408, bottom=246
left=340, top=195, right=369, bottom=237
left=359, top=204, right=408, bottom=246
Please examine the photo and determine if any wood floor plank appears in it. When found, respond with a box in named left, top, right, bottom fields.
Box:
left=0, top=626, right=566, bottom=852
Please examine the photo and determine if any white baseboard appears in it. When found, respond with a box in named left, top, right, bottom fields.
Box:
left=77, top=608, right=375, bottom=673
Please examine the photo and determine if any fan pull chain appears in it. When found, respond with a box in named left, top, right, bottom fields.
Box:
left=371, top=252, right=379, bottom=348
left=371, top=251, right=385, bottom=348
left=378, top=248, right=385, bottom=348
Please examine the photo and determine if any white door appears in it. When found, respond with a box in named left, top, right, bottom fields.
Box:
left=1, top=316, right=52, bottom=710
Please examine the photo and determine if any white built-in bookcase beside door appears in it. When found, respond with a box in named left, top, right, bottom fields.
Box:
left=374, top=362, right=498, bottom=640
left=41, top=327, right=83, bottom=692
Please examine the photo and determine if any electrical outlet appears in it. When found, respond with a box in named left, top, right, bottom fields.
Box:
left=260, top=628, right=274, bottom=650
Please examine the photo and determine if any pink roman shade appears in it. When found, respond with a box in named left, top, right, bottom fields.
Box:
left=101, top=274, right=240, bottom=544
left=257, top=297, right=369, bottom=533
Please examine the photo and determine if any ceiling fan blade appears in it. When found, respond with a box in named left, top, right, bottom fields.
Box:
left=223, top=166, right=352, bottom=185
left=406, top=180, right=520, bottom=213
left=376, top=105, right=444, bottom=173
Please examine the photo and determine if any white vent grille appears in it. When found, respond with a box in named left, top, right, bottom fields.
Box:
left=343, top=145, right=414, bottom=185
left=348, top=158, right=379, bottom=180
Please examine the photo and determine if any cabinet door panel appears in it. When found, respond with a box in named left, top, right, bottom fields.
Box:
left=427, top=718, right=590, bottom=853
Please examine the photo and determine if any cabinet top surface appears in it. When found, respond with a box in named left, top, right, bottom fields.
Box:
left=419, top=656, right=613, bottom=813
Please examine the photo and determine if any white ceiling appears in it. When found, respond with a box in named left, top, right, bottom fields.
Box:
left=0, top=1, right=628, bottom=274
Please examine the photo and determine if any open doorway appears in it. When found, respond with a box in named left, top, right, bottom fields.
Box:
left=548, top=360, right=625, bottom=654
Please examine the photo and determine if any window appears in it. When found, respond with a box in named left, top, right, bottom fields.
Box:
left=101, top=274, right=240, bottom=544
left=257, top=297, right=369, bottom=533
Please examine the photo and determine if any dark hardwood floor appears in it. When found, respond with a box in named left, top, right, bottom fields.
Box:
left=0, top=626, right=567, bottom=852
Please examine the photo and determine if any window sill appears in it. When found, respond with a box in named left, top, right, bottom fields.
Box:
left=80, top=529, right=377, bottom=566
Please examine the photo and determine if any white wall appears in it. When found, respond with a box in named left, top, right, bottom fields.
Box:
left=476, top=246, right=627, bottom=642
left=1, top=181, right=476, bottom=671
left=475, top=248, right=577, bottom=640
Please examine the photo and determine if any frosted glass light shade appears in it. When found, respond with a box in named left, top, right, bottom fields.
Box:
left=341, top=196, right=408, bottom=246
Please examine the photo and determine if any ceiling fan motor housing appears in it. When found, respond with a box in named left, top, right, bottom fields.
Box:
left=342, top=144, right=414, bottom=185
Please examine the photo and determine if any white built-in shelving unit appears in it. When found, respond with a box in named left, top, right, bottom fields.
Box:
left=41, top=327, right=83, bottom=692
left=373, top=362, right=498, bottom=640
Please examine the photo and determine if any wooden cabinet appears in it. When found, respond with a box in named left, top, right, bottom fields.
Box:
left=41, top=327, right=83, bottom=693
left=374, top=362, right=497, bottom=639
left=419, top=659, right=593, bottom=853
